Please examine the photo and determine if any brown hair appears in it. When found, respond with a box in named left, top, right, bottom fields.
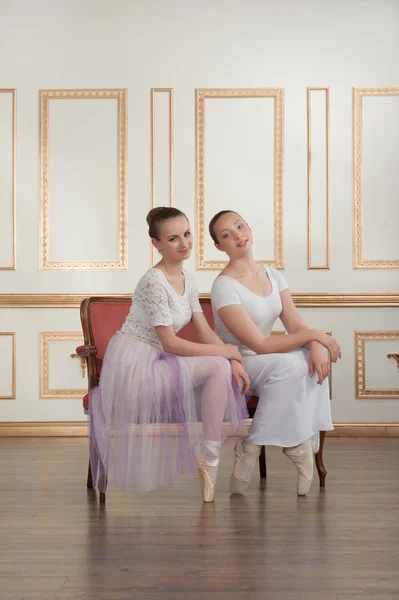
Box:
left=208, top=210, right=239, bottom=243
left=146, top=207, right=186, bottom=240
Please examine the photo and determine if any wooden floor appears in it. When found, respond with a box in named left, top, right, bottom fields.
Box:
left=0, top=437, right=398, bottom=600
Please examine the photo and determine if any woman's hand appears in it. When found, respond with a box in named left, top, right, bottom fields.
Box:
left=312, top=331, right=342, bottom=362
left=309, top=345, right=330, bottom=384
left=220, top=344, right=242, bottom=363
left=230, top=360, right=250, bottom=394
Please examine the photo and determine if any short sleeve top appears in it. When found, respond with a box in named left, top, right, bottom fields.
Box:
left=121, top=268, right=202, bottom=345
left=211, top=266, right=289, bottom=356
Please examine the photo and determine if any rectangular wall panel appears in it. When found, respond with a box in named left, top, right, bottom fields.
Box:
left=355, top=331, right=399, bottom=398
left=40, top=89, right=128, bottom=270
left=0, top=333, right=16, bottom=399
left=307, top=87, right=330, bottom=269
left=0, top=90, right=16, bottom=270
left=40, top=332, right=85, bottom=398
left=196, top=89, right=284, bottom=270
left=353, top=87, right=399, bottom=269
left=151, top=88, right=174, bottom=265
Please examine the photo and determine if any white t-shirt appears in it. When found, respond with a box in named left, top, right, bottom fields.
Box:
left=211, top=266, right=289, bottom=357
left=121, top=268, right=202, bottom=345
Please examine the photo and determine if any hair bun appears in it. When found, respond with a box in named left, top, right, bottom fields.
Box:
left=146, top=206, right=186, bottom=240
left=146, top=207, right=166, bottom=226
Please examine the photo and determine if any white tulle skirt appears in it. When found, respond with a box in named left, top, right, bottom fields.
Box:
left=89, top=332, right=248, bottom=493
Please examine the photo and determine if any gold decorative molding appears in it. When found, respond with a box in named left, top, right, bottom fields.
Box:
left=0, top=294, right=131, bottom=308
left=40, top=332, right=86, bottom=398
left=353, top=87, right=399, bottom=269
left=307, top=87, right=330, bottom=270
left=1, top=293, right=399, bottom=309
left=195, top=88, right=284, bottom=270
left=387, top=353, right=399, bottom=371
left=291, top=293, right=399, bottom=308
left=151, top=88, right=174, bottom=266
left=0, top=421, right=397, bottom=438
left=151, top=88, right=174, bottom=207
left=39, top=89, right=128, bottom=270
left=0, top=332, right=16, bottom=399
left=0, top=89, right=16, bottom=271
left=70, top=353, right=87, bottom=378
left=355, top=330, right=399, bottom=399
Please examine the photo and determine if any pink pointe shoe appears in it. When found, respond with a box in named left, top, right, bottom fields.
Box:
left=283, top=438, right=314, bottom=496
left=193, top=441, right=220, bottom=503
left=197, top=458, right=216, bottom=503
left=230, top=438, right=261, bottom=495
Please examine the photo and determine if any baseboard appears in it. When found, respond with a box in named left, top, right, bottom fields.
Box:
left=0, top=421, right=89, bottom=437
left=326, top=423, right=399, bottom=437
left=0, top=421, right=398, bottom=437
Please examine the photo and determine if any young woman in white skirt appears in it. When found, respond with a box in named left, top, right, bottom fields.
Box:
left=89, top=207, right=249, bottom=502
left=209, top=210, right=342, bottom=496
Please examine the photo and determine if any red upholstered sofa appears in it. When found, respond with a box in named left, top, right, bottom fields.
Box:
left=77, top=297, right=327, bottom=503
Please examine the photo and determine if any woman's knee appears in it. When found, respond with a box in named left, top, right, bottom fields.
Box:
left=191, top=356, right=232, bottom=387
left=272, top=353, right=308, bottom=382
left=210, top=356, right=232, bottom=380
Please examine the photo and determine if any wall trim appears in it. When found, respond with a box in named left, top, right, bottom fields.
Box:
left=307, top=87, right=330, bottom=270
left=326, top=423, right=399, bottom=437
left=1, top=293, right=399, bottom=309
left=353, top=86, right=399, bottom=270
left=151, top=89, right=174, bottom=270
left=39, top=89, right=128, bottom=271
left=355, top=330, right=399, bottom=399
left=196, top=88, right=285, bottom=270
left=0, top=421, right=398, bottom=437
left=0, top=89, right=17, bottom=271
left=0, top=421, right=89, bottom=436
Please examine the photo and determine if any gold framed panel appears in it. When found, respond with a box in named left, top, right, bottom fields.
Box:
left=196, top=88, right=284, bottom=270
left=355, top=330, right=399, bottom=399
left=1, top=293, right=399, bottom=309
left=39, top=89, right=128, bottom=270
left=0, top=332, right=16, bottom=399
left=353, top=87, right=399, bottom=269
left=0, top=89, right=16, bottom=271
left=40, top=332, right=86, bottom=398
left=307, top=87, right=330, bottom=270
left=151, top=88, right=174, bottom=266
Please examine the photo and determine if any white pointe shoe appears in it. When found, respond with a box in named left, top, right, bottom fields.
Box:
left=283, top=438, right=314, bottom=496
left=230, top=438, right=261, bottom=495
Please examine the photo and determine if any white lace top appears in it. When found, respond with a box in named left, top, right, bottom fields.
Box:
left=121, top=268, right=203, bottom=346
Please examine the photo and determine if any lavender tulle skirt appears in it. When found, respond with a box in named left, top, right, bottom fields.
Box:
left=89, top=331, right=248, bottom=493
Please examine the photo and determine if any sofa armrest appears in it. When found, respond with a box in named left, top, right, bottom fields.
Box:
left=76, top=344, right=98, bottom=358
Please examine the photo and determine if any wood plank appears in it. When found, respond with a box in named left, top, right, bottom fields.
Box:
left=0, top=438, right=398, bottom=598
left=0, top=577, right=66, bottom=592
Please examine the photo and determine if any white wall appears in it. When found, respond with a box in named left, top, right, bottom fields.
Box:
left=0, top=0, right=398, bottom=423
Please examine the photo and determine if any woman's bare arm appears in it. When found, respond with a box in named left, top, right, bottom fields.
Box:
left=190, top=311, right=224, bottom=345
left=217, top=304, right=319, bottom=354
left=279, top=289, right=341, bottom=361
left=155, top=323, right=241, bottom=361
